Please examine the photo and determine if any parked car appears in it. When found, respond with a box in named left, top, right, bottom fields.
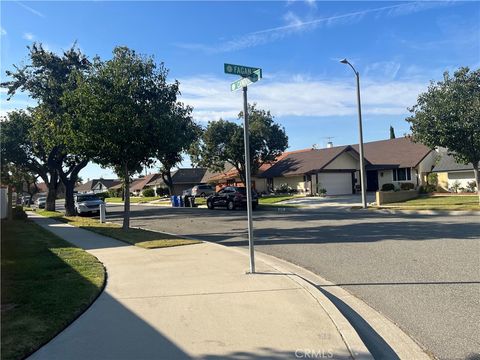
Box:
left=206, top=186, right=258, bottom=210
left=22, top=195, right=33, bottom=206
left=182, top=188, right=193, bottom=196
left=74, top=193, right=104, bottom=216
left=191, top=184, right=215, bottom=197
left=35, top=197, right=46, bottom=209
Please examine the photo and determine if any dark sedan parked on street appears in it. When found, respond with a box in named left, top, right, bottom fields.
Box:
left=206, top=186, right=258, bottom=210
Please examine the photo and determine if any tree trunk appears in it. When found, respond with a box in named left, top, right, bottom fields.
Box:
left=123, top=163, right=130, bottom=230
left=162, top=171, right=174, bottom=196
left=7, top=184, right=13, bottom=220
left=64, top=180, right=75, bottom=216
left=473, top=162, right=480, bottom=205
left=58, top=159, right=88, bottom=216
left=45, top=170, right=59, bottom=212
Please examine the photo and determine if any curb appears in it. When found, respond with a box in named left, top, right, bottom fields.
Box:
left=371, top=208, right=479, bottom=216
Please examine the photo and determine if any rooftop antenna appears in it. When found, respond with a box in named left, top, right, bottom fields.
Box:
left=321, top=136, right=335, bottom=148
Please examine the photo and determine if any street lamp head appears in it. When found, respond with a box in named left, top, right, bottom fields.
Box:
left=340, top=58, right=349, bottom=64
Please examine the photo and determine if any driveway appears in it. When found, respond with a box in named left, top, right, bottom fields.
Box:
left=106, top=204, right=480, bottom=360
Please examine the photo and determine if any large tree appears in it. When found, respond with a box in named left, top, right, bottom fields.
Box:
left=0, top=110, right=61, bottom=211
left=67, top=47, right=185, bottom=228
left=407, top=67, right=480, bottom=202
left=191, top=104, right=288, bottom=186
left=1, top=44, right=91, bottom=213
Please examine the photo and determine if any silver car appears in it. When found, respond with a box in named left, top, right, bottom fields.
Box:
left=35, top=197, right=47, bottom=209
left=74, top=194, right=104, bottom=215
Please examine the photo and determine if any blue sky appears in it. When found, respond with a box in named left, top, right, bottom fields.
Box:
left=1, top=1, right=479, bottom=181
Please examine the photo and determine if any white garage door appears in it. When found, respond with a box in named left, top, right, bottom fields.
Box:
left=318, top=172, right=352, bottom=195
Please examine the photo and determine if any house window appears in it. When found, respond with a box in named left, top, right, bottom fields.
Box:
left=304, top=174, right=312, bottom=182
left=393, top=168, right=411, bottom=181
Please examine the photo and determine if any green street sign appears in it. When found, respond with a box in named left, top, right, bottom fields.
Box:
left=230, top=69, right=262, bottom=91
left=224, top=63, right=262, bottom=78
left=231, top=77, right=252, bottom=91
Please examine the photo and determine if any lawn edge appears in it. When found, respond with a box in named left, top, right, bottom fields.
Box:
left=11, top=217, right=108, bottom=360
left=33, top=210, right=201, bottom=249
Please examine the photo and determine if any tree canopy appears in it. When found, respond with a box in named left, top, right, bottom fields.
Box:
left=68, top=46, right=194, bottom=228
left=407, top=67, right=480, bottom=200
left=191, top=104, right=288, bottom=185
left=1, top=44, right=91, bottom=213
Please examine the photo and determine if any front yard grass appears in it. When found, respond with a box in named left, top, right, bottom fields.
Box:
left=259, top=195, right=303, bottom=204
left=381, top=195, right=479, bottom=211
left=105, top=196, right=162, bottom=204
left=1, top=219, right=105, bottom=360
left=36, top=210, right=201, bottom=249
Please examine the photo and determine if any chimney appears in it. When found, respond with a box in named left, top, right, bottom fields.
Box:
left=327, top=141, right=333, bottom=148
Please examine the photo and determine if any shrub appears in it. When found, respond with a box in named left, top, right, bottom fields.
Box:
left=142, top=188, right=155, bottom=197
left=318, top=188, right=327, bottom=196
left=419, top=184, right=436, bottom=194
left=449, top=180, right=461, bottom=193
left=381, top=183, right=395, bottom=191
left=275, top=183, right=291, bottom=194
left=155, top=187, right=169, bottom=196
left=95, top=191, right=109, bottom=200
left=400, top=182, right=415, bottom=190
left=427, top=173, right=438, bottom=186
left=466, top=181, right=477, bottom=193
left=108, top=188, right=120, bottom=198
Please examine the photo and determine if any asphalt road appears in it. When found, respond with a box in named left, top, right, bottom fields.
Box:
left=106, top=204, right=480, bottom=360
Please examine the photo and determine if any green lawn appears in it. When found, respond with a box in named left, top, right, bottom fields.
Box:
left=258, top=195, right=303, bottom=204
left=383, top=195, right=479, bottom=210
left=1, top=219, right=105, bottom=360
left=36, top=210, right=201, bottom=249
left=105, top=196, right=162, bottom=204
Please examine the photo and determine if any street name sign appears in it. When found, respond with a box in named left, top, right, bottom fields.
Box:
left=230, top=69, right=262, bottom=92
left=224, top=63, right=262, bottom=78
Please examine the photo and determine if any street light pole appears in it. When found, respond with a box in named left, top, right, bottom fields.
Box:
left=340, top=58, right=367, bottom=209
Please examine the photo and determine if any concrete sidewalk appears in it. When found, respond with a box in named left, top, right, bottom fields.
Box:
left=28, top=213, right=371, bottom=360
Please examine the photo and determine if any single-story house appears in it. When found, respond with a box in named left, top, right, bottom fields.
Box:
left=75, top=179, right=122, bottom=194
left=431, top=154, right=477, bottom=191
left=146, top=168, right=208, bottom=195
left=259, top=137, right=436, bottom=196
left=205, top=163, right=270, bottom=193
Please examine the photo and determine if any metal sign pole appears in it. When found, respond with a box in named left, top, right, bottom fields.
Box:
left=242, top=86, right=255, bottom=274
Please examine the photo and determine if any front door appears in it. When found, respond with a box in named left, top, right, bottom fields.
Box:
left=366, top=170, right=379, bottom=191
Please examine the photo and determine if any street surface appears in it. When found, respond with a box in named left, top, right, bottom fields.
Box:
left=104, top=203, right=480, bottom=360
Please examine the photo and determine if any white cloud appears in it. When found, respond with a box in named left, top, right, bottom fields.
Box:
left=177, top=74, right=427, bottom=122
left=23, top=32, right=35, bottom=41
left=1, top=27, right=6, bottom=36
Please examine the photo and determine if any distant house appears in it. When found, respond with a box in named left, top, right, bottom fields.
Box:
left=129, top=174, right=162, bottom=196
left=205, top=164, right=270, bottom=193
left=146, top=168, right=208, bottom=195
left=259, top=137, right=436, bottom=195
left=75, top=179, right=121, bottom=194
left=432, top=154, right=477, bottom=191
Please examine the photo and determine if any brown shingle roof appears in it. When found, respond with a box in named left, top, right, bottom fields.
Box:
left=352, top=137, right=431, bottom=168
left=129, top=174, right=160, bottom=192
left=260, top=137, right=432, bottom=178
left=260, top=146, right=351, bottom=178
